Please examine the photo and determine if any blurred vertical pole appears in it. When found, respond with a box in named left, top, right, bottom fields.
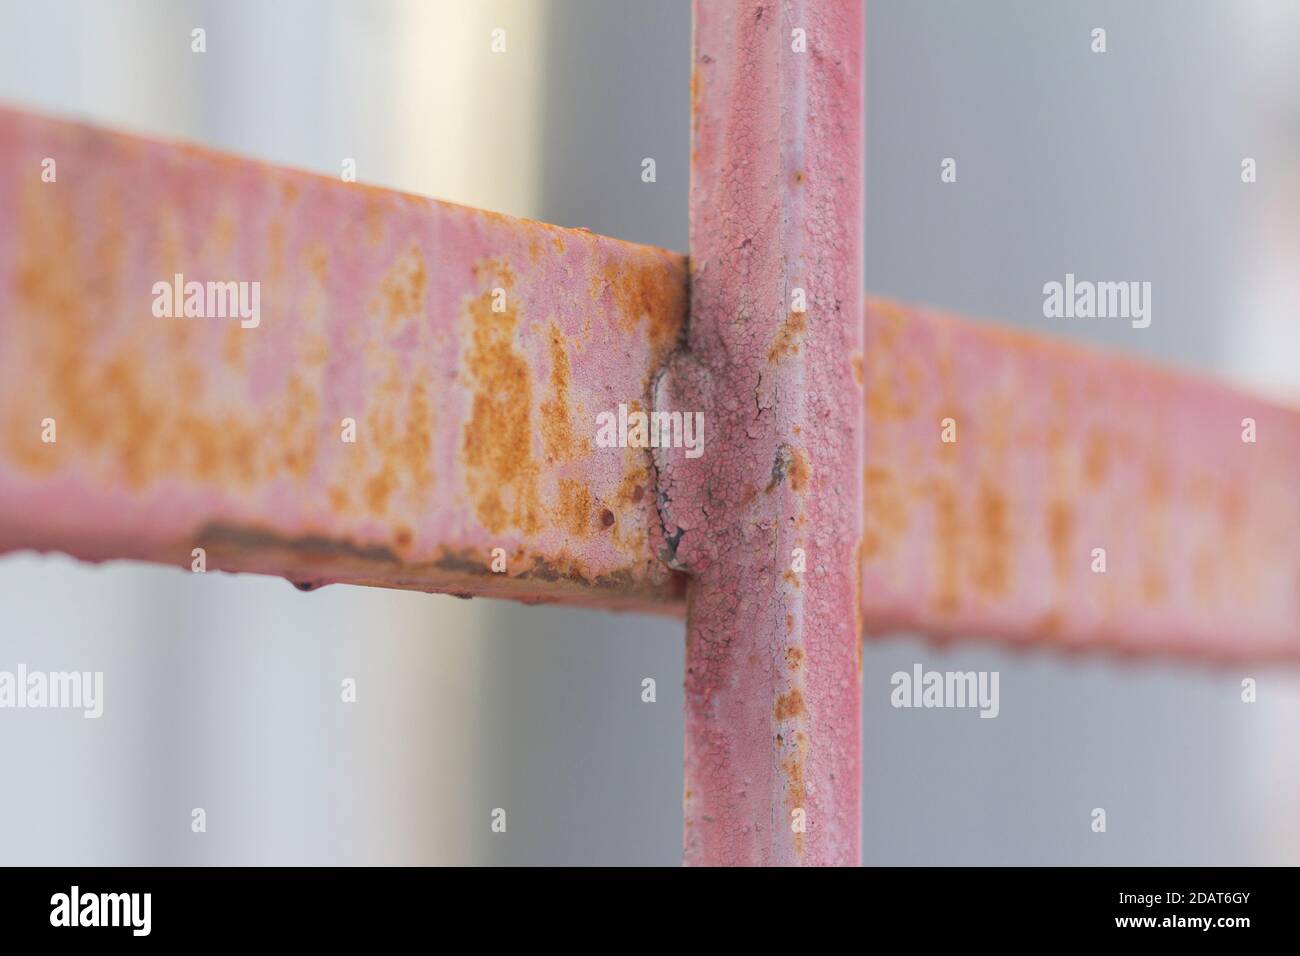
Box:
left=666, top=0, right=863, bottom=865
left=1232, top=0, right=1300, bottom=864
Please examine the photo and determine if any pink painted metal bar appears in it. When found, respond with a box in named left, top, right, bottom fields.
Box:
left=0, top=107, right=687, bottom=612
left=860, top=299, right=1300, bottom=662
left=657, top=0, right=864, bottom=865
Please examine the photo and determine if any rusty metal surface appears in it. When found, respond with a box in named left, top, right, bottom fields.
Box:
left=0, top=106, right=687, bottom=611
left=659, top=0, right=864, bottom=865
left=861, top=298, right=1300, bottom=661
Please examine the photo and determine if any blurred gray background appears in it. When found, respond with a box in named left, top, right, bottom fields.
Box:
left=0, top=0, right=1297, bottom=865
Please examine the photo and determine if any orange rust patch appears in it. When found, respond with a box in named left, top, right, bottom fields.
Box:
left=461, top=264, right=542, bottom=536
left=782, top=569, right=802, bottom=589
left=789, top=447, right=810, bottom=492
left=862, top=465, right=908, bottom=559
left=785, top=645, right=803, bottom=669
left=775, top=687, right=806, bottom=721
left=364, top=197, right=385, bottom=244
left=780, top=743, right=808, bottom=858
left=378, top=243, right=427, bottom=330
left=557, top=478, right=592, bottom=537
left=1038, top=609, right=1064, bottom=636
left=354, top=358, right=434, bottom=517
left=595, top=254, right=685, bottom=352
left=1142, top=567, right=1168, bottom=604
left=851, top=352, right=864, bottom=386
left=540, top=319, right=582, bottom=463
left=364, top=468, right=396, bottom=515
left=327, top=486, right=350, bottom=513
left=691, top=67, right=701, bottom=133
left=1083, top=428, right=1109, bottom=487
left=1047, top=499, right=1074, bottom=585
left=1146, top=461, right=1170, bottom=504
left=971, top=481, right=1011, bottom=597
left=768, top=310, right=807, bottom=362
left=925, top=477, right=961, bottom=613
left=3, top=179, right=332, bottom=492
left=608, top=462, right=652, bottom=554
left=305, top=241, right=329, bottom=284
left=613, top=464, right=649, bottom=508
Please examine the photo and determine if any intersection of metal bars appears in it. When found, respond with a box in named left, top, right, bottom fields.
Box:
left=0, top=1, right=1296, bottom=865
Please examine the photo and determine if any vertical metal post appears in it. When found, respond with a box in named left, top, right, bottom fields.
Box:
left=659, top=0, right=863, bottom=865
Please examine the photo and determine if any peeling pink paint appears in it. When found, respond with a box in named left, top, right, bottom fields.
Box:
left=0, top=107, right=687, bottom=611
left=656, top=0, right=864, bottom=865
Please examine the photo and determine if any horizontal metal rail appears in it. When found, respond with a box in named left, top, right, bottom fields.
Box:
left=1, top=107, right=1297, bottom=660
left=0, top=107, right=687, bottom=612
left=859, top=299, right=1300, bottom=662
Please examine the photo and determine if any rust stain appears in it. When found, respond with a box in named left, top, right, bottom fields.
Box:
left=2, top=179, right=346, bottom=494
left=393, top=524, right=413, bottom=551
left=613, top=464, right=649, bottom=509
left=1, top=128, right=684, bottom=603
left=608, top=462, right=652, bottom=554
left=1083, top=427, right=1109, bottom=487
left=1047, top=499, right=1074, bottom=585
left=191, top=524, right=673, bottom=601
left=768, top=310, right=807, bottom=362
left=595, top=253, right=684, bottom=352
left=1142, top=567, right=1168, bottom=604
left=557, top=478, right=592, bottom=537
left=971, top=481, right=1011, bottom=597
left=780, top=728, right=810, bottom=859
left=351, top=351, right=434, bottom=518
left=461, top=261, right=542, bottom=536
left=862, top=465, right=908, bottom=559
left=775, top=687, right=806, bottom=721
left=365, top=469, right=396, bottom=515
left=1146, top=460, right=1170, bottom=504
left=540, top=318, right=581, bottom=463
left=305, top=241, right=329, bottom=285
left=379, top=243, right=427, bottom=331
left=926, top=477, right=961, bottom=613
left=789, top=447, right=810, bottom=492
left=1038, top=609, right=1064, bottom=636
left=785, top=645, right=803, bottom=669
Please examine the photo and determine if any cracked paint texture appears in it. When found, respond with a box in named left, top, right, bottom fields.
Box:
left=656, top=0, right=864, bottom=865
